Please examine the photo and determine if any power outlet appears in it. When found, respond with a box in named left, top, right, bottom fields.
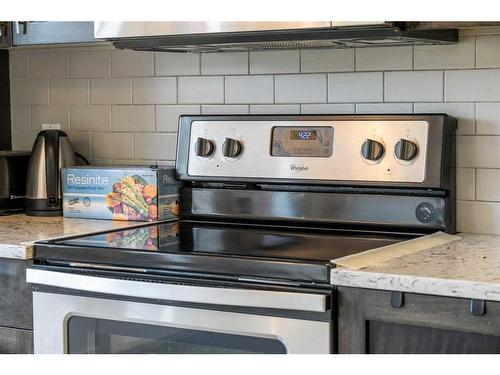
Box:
left=42, top=123, right=61, bottom=130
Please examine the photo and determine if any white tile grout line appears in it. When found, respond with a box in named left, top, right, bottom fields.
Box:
left=474, top=167, right=477, bottom=201
left=108, top=50, right=112, bottom=78
left=247, top=51, right=250, bottom=75
left=28, top=105, right=32, bottom=132
left=442, top=70, right=445, bottom=103
left=108, top=104, right=112, bottom=132
left=27, top=51, right=31, bottom=80
left=325, top=73, right=329, bottom=103
left=67, top=104, right=71, bottom=131
left=474, top=35, right=477, bottom=69
left=299, top=50, right=302, bottom=73
left=175, top=76, right=179, bottom=105
left=411, top=45, right=415, bottom=70
left=353, top=48, right=357, bottom=72
left=153, top=104, right=157, bottom=132
left=129, top=77, right=134, bottom=105
left=88, top=130, right=93, bottom=161
left=65, top=53, right=70, bottom=80
left=382, top=71, right=385, bottom=103
left=474, top=102, right=477, bottom=134
left=223, top=75, right=226, bottom=104
left=272, top=75, right=276, bottom=104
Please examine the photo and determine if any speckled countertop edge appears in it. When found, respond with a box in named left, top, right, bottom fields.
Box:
left=0, top=214, right=154, bottom=260
left=330, top=269, right=500, bottom=301
left=330, top=233, right=500, bottom=302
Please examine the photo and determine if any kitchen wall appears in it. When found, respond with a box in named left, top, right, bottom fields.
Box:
left=8, top=29, right=500, bottom=234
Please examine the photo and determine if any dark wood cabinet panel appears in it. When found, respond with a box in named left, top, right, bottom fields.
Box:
left=0, top=326, right=33, bottom=354
left=0, top=259, right=33, bottom=330
left=338, top=287, right=500, bottom=354
left=367, top=320, right=500, bottom=354
left=0, top=49, right=10, bottom=150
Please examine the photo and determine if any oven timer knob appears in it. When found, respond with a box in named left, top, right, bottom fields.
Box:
left=195, top=137, right=215, bottom=158
left=361, top=139, right=385, bottom=161
left=415, top=202, right=436, bottom=223
left=222, top=138, right=243, bottom=158
left=395, top=139, right=418, bottom=161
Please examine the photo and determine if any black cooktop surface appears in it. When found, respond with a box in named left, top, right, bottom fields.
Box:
left=33, top=220, right=413, bottom=284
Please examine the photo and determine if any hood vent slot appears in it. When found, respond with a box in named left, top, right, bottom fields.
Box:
left=103, top=23, right=458, bottom=53
left=213, top=40, right=340, bottom=50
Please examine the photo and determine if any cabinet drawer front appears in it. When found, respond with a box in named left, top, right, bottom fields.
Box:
left=338, top=287, right=500, bottom=354
left=0, top=326, right=33, bottom=354
left=0, top=259, right=33, bottom=329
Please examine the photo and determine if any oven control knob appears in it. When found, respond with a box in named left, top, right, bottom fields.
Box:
left=395, top=139, right=418, bottom=161
left=195, top=137, right=215, bottom=158
left=222, top=138, right=243, bottom=158
left=361, top=139, right=385, bottom=161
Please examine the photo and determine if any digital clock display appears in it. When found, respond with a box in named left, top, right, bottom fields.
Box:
left=290, top=130, right=317, bottom=140
left=271, top=126, right=334, bottom=157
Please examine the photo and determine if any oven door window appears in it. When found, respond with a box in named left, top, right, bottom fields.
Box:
left=67, top=316, right=287, bottom=354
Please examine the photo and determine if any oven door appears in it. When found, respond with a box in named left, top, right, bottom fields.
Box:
left=28, top=269, right=332, bottom=354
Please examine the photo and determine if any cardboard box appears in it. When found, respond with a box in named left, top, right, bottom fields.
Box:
left=62, top=166, right=181, bottom=222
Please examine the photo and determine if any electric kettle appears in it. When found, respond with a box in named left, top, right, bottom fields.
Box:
left=25, top=130, right=77, bottom=216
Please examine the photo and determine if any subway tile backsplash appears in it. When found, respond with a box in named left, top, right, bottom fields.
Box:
left=328, top=72, right=383, bottom=102
left=225, top=75, right=273, bottom=103
left=384, top=71, right=443, bottom=102
left=178, top=76, right=223, bottom=104
left=90, top=78, right=131, bottom=104
left=355, top=46, right=413, bottom=71
left=275, top=74, right=327, bottom=103
left=9, top=30, right=500, bottom=234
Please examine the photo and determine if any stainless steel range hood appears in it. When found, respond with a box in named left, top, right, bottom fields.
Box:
left=94, top=22, right=458, bottom=53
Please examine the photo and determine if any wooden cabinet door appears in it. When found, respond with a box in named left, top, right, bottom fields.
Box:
left=338, top=287, right=500, bottom=354
left=0, top=326, right=33, bottom=354
left=0, top=259, right=33, bottom=330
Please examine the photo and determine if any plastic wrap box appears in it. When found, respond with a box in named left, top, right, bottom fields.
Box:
left=62, top=166, right=181, bottom=222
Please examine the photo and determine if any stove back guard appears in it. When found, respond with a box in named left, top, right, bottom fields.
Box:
left=176, top=114, right=456, bottom=234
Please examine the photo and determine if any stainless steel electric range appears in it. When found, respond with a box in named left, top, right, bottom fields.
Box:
left=27, top=114, right=456, bottom=354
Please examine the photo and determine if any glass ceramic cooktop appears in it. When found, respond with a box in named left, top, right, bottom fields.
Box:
left=55, top=220, right=409, bottom=263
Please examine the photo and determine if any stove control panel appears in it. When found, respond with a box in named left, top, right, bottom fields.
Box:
left=184, top=119, right=431, bottom=183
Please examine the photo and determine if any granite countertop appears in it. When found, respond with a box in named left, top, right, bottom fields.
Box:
left=0, top=214, right=146, bottom=260
left=330, top=233, right=500, bottom=302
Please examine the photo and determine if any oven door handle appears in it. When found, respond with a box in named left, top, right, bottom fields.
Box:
left=26, top=269, right=328, bottom=313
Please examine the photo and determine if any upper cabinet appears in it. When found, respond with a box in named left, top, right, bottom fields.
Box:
left=1, top=21, right=97, bottom=47
left=0, top=23, right=11, bottom=48
left=12, top=22, right=96, bottom=46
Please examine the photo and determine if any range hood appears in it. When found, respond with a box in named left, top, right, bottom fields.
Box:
left=94, top=22, right=458, bottom=53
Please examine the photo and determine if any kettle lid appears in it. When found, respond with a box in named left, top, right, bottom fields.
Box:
left=36, top=129, right=69, bottom=137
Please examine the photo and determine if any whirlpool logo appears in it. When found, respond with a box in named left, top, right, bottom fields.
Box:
left=289, top=164, right=309, bottom=172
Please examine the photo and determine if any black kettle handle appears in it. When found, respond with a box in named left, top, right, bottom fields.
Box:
left=44, top=131, right=59, bottom=206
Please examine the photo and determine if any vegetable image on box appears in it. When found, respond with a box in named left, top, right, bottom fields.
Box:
left=105, top=175, right=158, bottom=221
